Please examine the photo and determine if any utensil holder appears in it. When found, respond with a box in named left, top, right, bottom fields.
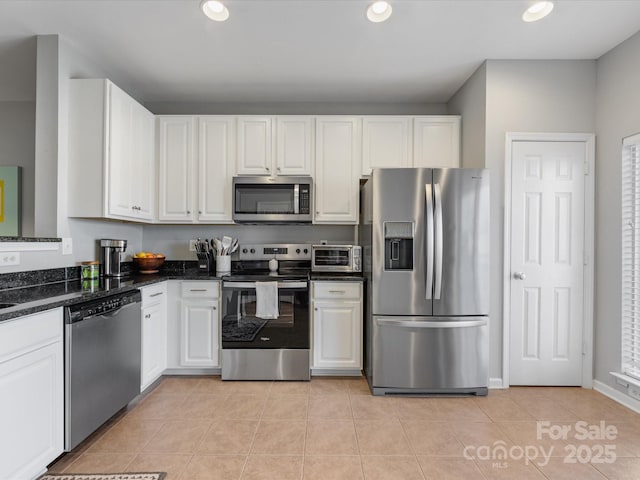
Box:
left=216, top=255, right=231, bottom=275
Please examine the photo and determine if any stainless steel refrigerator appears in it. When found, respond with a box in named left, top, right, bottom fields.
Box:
left=360, top=168, right=490, bottom=395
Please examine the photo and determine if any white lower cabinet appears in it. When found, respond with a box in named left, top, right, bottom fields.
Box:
left=311, top=282, right=362, bottom=372
left=180, top=281, right=220, bottom=368
left=0, top=308, right=63, bottom=480
left=140, top=283, right=167, bottom=391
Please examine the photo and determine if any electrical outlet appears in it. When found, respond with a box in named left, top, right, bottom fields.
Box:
left=629, top=385, right=640, bottom=401
left=0, top=252, right=20, bottom=266
left=189, top=240, right=197, bottom=251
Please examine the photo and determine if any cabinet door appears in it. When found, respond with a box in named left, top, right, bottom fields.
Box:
left=312, top=300, right=362, bottom=369
left=237, top=116, right=274, bottom=175
left=198, top=117, right=235, bottom=223
left=314, top=117, right=361, bottom=223
left=141, top=302, right=167, bottom=391
left=0, top=342, right=63, bottom=480
left=180, top=300, right=219, bottom=367
left=158, top=116, right=196, bottom=222
left=130, top=103, right=156, bottom=220
left=362, top=116, right=411, bottom=176
left=413, top=116, right=461, bottom=168
left=107, top=82, right=135, bottom=218
left=276, top=116, right=313, bottom=175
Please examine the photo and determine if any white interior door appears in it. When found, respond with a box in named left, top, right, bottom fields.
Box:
left=509, top=141, right=585, bottom=385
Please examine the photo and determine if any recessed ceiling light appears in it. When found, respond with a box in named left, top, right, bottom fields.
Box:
left=367, top=1, right=392, bottom=23
left=200, top=0, right=229, bottom=22
left=522, top=1, right=554, bottom=22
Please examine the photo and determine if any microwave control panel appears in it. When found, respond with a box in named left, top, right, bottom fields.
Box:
left=299, top=185, right=311, bottom=214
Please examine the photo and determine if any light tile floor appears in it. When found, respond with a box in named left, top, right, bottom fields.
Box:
left=48, top=376, right=640, bottom=479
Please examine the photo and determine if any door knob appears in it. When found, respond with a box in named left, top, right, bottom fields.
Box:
left=514, top=272, right=526, bottom=280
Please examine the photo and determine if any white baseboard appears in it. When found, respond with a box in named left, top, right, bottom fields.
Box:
left=163, top=368, right=221, bottom=375
left=593, top=379, right=640, bottom=414
left=311, top=369, right=363, bottom=377
left=489, top=377, right=505, bottom=389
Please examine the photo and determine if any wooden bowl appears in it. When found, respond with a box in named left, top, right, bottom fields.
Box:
left=133, top=255, right=165, bottom=274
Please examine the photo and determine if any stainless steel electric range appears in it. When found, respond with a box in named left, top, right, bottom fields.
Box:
left=221, top=243, right=311, bottom=381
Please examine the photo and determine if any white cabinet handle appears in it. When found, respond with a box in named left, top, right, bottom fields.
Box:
left=150, top=292, right=163, bottom=297
left=144, top=313, right=151, bottom=318
left=329, top=290, right=345, bottom=294
left=190, top=288, right=207, bottom=292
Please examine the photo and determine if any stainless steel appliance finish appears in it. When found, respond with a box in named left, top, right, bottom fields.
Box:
left=221, top=243, right=311, bottom=381
left=360, top=168, right=490, bottom=395
left=232, top=176, right=313, bottom=223
left=64, top=290, right=141, bottom=451
left=222, top=349, right=310, bottom=380
left=99, top=238, right=127, bottom=277
left=311, top=244, right=362, bottom=273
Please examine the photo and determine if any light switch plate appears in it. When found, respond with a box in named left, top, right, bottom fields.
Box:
left=0, top=252, right=20, bottom=266
left=62, top=237, right=73, bottom=255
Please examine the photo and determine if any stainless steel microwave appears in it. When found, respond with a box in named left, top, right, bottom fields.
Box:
left=311, top=244, right=362, bottom=273
left=232, top=176, right=313, bottom=223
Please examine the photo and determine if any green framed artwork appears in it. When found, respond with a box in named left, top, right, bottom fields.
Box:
left=0, top=166, right=21, bottom=236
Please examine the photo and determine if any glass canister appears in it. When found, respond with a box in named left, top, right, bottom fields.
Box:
left=81, top=261, right=100, bottom=280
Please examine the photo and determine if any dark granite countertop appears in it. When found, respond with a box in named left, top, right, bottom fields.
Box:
left=0, top=269, right=224, bottom=324
left=0, top=265, right=364, bottom=324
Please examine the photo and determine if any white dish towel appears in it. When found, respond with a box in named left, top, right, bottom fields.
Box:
left=255, top=281, right=279, bottom=319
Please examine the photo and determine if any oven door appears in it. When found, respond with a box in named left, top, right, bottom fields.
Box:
left=221, top=280, right=309, bottom=349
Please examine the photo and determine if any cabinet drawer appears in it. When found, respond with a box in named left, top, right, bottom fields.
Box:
left=141, top=282, right=167, bottom=307
left=181, top=281, right=220, bottom=299
left=0, top=308, right=63, bottom=363
left=313, top=282, right=361, bottom=301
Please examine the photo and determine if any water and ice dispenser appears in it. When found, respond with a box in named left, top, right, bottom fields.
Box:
left=384, top=222, right=413, bottom=270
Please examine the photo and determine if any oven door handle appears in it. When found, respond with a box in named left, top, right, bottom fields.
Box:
left=223, top=281, right=308, bottom=289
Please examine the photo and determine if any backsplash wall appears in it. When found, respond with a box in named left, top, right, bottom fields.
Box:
left=141, top=224, right=355, bottom=259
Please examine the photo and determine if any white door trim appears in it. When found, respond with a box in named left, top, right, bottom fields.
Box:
left=503, top=132, right=595, bottom=388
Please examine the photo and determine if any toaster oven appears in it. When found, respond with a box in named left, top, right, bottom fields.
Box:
left=311, top=245, right=362, bottom=273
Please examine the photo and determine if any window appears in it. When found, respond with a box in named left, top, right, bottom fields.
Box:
left=622, top=133, right=640, bottom=380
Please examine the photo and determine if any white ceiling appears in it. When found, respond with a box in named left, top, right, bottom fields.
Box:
left=1, top=0, right=640, bottom=104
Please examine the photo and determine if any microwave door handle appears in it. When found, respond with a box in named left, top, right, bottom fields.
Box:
left=294, top=184, right=300, bottom=214
left=425, top=184, right=434, bottom=300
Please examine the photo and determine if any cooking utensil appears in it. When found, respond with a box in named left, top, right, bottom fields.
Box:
left=222, top=236, right=232, bottom=255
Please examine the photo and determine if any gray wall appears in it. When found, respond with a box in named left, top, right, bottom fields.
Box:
left=594, top=30, right=640, bottom=393
left=142, top=224, right=354, bottom=260
left=146, top=102, right=448, bottom=116
left=450, top=60, right=597, bottom=383
left=0, top=101, right=35, bottom=236
left=448, top=62, right=487, bottom=169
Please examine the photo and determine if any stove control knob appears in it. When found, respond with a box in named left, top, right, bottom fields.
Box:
left=242, top=248, right=248, bottom=254
left=296, top=248, right=300, bottom=254
left=303, top=248, right=308, bottom=254
left=250, top=248, right=255, bottom=254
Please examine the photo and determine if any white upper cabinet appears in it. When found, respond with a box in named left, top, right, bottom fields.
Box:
left=314, top=117, right=361, bottom=224
left=361, top=116, right=412, bottom=176
left=236, top=116, right=313, bottom=176
left=236, top=116, right=273, bottom=175
left=198, top=117, right=235, bottom=222
left=276, top=116, right=314, bottom=175
left=157, top=116, right=235, bottom=223
left=412, top=116, right=461, bottom=168
left=157, top=116, right=196, bottom=222
left=68, top=79, right=155, bottom=221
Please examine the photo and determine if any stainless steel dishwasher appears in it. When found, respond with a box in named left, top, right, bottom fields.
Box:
left=64, top=289, right=142, bottom=451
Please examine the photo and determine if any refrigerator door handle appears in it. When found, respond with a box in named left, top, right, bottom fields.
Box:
left=434, top=182, right=443, bottom=300
left=376, top=318, right=487, bottom=328
left=425, top=184, right=434, bottom=300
